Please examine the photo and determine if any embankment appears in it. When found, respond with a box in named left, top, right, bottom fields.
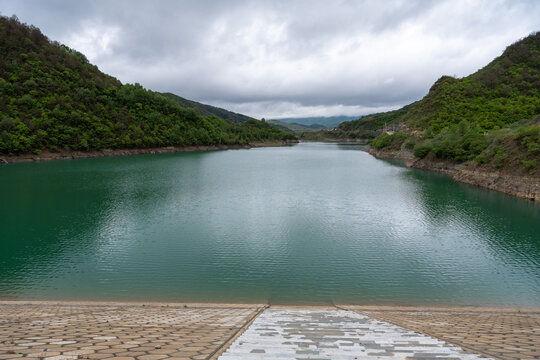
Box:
left=0, top=140, right=298, bottom=164
left=366, top=146, right=540, bottom=202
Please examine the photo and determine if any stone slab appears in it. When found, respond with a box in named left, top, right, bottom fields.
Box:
left=219, top=309, right=492, bottom=359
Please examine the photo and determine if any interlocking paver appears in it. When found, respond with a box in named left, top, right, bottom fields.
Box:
left=2, top=302, right=538, bottom=359
left=218, top=309, right=491, bottom=359
left=0, top=302, right=261, bottom=360
left=345, top=306, right=540, bottom=360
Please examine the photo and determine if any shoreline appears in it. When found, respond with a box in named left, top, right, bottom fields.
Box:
left=366, top=145, right=540, bottom=202
left=0, top=140, right=298, bottom=164
left=299, top=138, right=369, bottom=143
left=1, top=300, right=539, bottom=312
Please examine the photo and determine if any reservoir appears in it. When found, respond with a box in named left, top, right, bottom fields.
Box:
left=1, top=142, right=539, bottom=306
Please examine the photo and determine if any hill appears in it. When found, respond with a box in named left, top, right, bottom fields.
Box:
left=275, top=115, right=357, bottom=128
left=268, top=119, right=326, bottom=134
left=401, top=33, right=540, bottom=132
left=358, top=33, right=540, bottom=176
left=301, top=104, right=417, bottom=141
left=0, top=15, right=295, bottom=156
left=160, top=92, right=255, bottom=123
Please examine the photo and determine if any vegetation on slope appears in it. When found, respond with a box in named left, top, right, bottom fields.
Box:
left=299, top=105, right=416, bottom=141
left=160, top=92, right=255, bottom=123
left=403, top=34, right=540, bottom=132
left=368, top=32, right=540, bottom=174
left=268, top=119, right=326, bottom=134
left=411, top=117, right=540, bottom=173
left=277, top=116, right=357, bottom=128
left=0, top=15, right=294, bottom=155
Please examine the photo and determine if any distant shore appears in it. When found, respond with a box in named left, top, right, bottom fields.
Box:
left=0, top=140, right=298, bottom=164
left=299, top=138, right=369, bottom=143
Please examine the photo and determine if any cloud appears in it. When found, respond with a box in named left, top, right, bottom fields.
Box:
left=1, top=0, right=539, bottom=118
left=66, top=21, right=120, bottom=60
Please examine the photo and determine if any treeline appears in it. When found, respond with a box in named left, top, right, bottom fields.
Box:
left=0, top=15, right=294, bottom=155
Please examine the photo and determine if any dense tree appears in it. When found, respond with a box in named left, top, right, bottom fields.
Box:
left=0, top=15, right=295, bottom=155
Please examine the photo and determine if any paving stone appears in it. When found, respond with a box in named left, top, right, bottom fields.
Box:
left=137, top=355, right=167, bottom=360
left=0, top=302, right=259, bottom=360
left=219, top=309, right=492, bottom=359
left=81, top=353, right=112, bottom=359
left=2, top=302, right=538, bottom=360
left=350, top=307, right=540, bottom=360
left=25, top=351, right=62, bottom=358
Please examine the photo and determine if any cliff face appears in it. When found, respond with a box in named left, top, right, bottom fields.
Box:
left=367, top=146, right=540, bottom=202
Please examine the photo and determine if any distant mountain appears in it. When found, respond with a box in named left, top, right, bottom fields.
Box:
left=337, top=105, right=413, bottom=133
left=160, top=92, right=255, bottom=123
left=0, top=15, right=295, bottom=155
left=301, top=104, right=416, bottom=140
left=274, top=116, right=360, bottom=128
left=268, top=120, right=327, bottom=134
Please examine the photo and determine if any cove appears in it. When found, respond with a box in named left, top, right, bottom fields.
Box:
left=1, top=142, right=539, bottom=306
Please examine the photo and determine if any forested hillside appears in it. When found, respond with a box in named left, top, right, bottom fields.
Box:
left=277, top=116, right=355, bottom=128
left=160, top=92, right=255, bottom=123
left=0, top=16, right=294, bottom=155
left=360, top=32, right=540, bottom=174
left=267, top=119, right=326, bottom=134
left=401, top=34, right=540, bottom=132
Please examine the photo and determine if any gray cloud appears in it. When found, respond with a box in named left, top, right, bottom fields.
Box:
left=1, top=0, right=539, bottom=118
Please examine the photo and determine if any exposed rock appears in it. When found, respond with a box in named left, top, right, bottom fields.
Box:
left=366, top=144, right=414, bottom=160
left=369, top=150, right=540, bottom=202
left=409, top=158, right=540, bottom=202
left=452, top=168, right=539, bottom=201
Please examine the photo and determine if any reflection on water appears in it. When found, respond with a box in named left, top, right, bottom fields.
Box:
left=1, top=142, right=539, bottom=306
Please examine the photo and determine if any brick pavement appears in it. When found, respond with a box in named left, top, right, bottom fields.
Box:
left=219, top=308, right=491, bottom=359
left=1, top=302, right=539, bottom=360
left=0, top=302, right=263, bottom=360
left=344, top=306, right=540, bottom=360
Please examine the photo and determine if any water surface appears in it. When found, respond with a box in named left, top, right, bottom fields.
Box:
left=1, top=142, right=539, bottom=306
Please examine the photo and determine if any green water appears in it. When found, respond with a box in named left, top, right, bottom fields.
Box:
left=1, top=142, right=539, bottom=306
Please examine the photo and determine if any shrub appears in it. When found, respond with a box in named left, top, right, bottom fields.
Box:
left=515, top=125, right=540, bottom=153
left=493, top=147, right=508, bottom=168
left=413, top=144, right=432, bottom=158
left=522, top=158, right=537, bottom=170
left=426, top=121, right=488, bottom=162
left=371, top=132, right=409, bottom=150
left=405, top=139, right=416, bottom=150
left=475, top=152, right=489, bottom=164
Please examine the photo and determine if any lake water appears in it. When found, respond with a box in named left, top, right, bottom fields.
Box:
left=1, top=142, right=539, bottom=306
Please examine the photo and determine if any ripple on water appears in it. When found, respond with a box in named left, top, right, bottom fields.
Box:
left=0, top=143, right=539, bottom=306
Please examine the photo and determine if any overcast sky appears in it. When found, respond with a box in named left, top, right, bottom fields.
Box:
left=1, top=0, right=539, bottom=119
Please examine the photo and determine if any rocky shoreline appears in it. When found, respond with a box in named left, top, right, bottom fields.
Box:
left=0, top=140, right=298, bottom=164
left=366, top=146, right=540, bottom=202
